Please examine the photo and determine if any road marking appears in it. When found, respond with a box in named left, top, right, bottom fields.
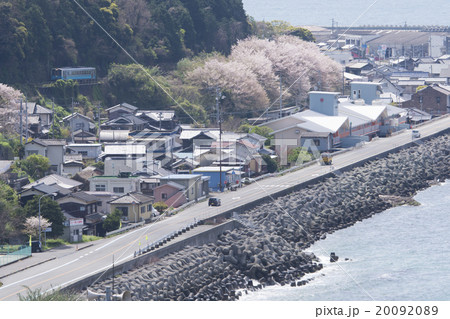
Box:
left=232, top=197, right=240, bottom=200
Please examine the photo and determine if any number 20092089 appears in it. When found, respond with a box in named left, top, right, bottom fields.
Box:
left=376, top=306, right=438, bottom=316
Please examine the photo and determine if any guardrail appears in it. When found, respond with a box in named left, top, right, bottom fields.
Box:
left=106, top=221, right=145, bottom=237
left=0, top=245, right=31, bottom=267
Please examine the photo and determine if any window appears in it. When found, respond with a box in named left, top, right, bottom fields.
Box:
left=78, top=151, right=88, bottom=156
left=75, top=123, right=85, bottom=130
left=147, top=204, right=152, bottom=211
left=80, top=206, right=85, bottom=211
left=313, top=139, right=321, bottom=146
left=95, top=184, right=106, bottom=192
left=113, top=187, right=125, bottom=193
left=140, top=206, right=145, bottom=214
left=436, top=96, right=441, bottom=104
left=162, top=193, right=167, bottom=200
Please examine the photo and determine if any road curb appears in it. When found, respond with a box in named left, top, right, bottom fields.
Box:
left=0, top=257, right=56, bottom=279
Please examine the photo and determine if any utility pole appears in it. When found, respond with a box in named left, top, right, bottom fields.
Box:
left=51, top=98, right=55, bottom=139
left=279, top=75, right=283, bottom=118
left=19, top=98, right=23, bottom=145
left=215, top=87, right=223, bottom=192
left=25, top=96, right=29, bottom=141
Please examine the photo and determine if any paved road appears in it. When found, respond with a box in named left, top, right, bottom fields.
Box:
left=0, top=116, right=448, bottom=301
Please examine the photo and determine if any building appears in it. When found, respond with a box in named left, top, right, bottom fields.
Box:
left=109, top=192, right=154, bottom=223
left=401, top=84, right=450, bottom=116
left=66, top=143, right=102, bottom=160
left=24, top=139, right=66, bottom=174
left=62, top=112, right=96, bottom=134
left=105, top=103, right=138, bottom=120
left=192, top=167, right=240, bottom=192
left=159, top=174, right=209, bottom=201
left=153, top=182, right=187, bottom=208
left=89, top=173, right=141, bottom=195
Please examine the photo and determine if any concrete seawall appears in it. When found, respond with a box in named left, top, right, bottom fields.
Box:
left=64, top=220, right=242, bottom=293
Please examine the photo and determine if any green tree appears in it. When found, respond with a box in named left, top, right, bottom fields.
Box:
left=103, top=209, right=122, bottom=233
left=153, top=202, right=168, bottom=214
left=262, top=154, right=278, bottom=173
left=105, top=64, right=173, bottom=108
left=19, top=154, right=50, bottom=180
left=23, top=196, right=64, bottom=238
left=287, top=147, right=312, bottom=165
left=0, top=182, right=24, bottom=243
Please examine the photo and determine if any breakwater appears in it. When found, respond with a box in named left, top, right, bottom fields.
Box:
left=88, top=134, right=450, bottom=301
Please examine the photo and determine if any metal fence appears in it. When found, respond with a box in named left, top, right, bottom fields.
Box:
left=0, top=245, right=32, bottom=267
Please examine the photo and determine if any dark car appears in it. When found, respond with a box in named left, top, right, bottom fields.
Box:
left=31, top=240, right=42, bottom=253
left=208, top=197, right=221, bottom=206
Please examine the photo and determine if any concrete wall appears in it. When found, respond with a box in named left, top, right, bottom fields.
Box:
left=62, top=220, right=242, bottom=293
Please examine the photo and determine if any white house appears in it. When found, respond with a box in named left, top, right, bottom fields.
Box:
left=66, top=143, right=102, bottom=160
left=89, top=174, right=141, bottom=195
left=24, top=139, right=66, bottom=174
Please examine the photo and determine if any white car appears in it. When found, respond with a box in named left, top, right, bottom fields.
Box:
left=412, top=130, right=421, bottom=138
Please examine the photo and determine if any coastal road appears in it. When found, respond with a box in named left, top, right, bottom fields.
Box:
left=0, top=116, right=448, bottom=301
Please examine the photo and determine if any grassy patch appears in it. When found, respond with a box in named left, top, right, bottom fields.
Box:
left=82, top=235, right=102, bottom=242
left=18, top=286, right=79, bottom=301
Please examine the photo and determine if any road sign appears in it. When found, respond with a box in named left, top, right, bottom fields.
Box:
left=44, top=227, right=52, bottom=232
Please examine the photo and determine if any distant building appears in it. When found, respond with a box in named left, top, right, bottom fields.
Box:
left=24, top=139, right=66, bottom=174
left=402, top=84, right=450, bottom=116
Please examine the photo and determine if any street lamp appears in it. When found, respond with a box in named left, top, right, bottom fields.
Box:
left=38, top=193, right=57, bottom=245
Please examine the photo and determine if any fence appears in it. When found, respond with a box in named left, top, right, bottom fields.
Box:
left=0, top=245, right=32, bottom=267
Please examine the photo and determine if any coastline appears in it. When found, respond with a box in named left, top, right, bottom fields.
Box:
left=88, top=134, right=450, bottom=301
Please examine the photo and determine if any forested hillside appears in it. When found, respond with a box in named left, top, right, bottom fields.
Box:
left=0, top=0, right=250, bottom=84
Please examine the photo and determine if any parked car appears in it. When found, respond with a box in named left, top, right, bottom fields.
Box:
left=208, top=197, right=221, bottom=206
left=31, top=240, right=42, bottom=253
left=412, top=130, right=421, bottom=138
left=242, top=177, right=254, bottom=185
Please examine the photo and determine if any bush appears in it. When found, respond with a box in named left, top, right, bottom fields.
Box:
left=153, top=201, right=168, bottom=214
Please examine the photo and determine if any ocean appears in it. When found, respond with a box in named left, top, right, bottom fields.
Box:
left=240, top=180, right=450, bottom=301
left=242, top=0, right=450, bottom=27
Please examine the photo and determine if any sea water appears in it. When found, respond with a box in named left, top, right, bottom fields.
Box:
left=242, top=0, right=450, bottom=27
left=241, top=181, right=450, bottom=301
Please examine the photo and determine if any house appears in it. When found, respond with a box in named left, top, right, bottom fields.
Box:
left=24, top=139, right=66, bottom=174
left=136, top=110, right=179, bottom=132
left=72, top=166, right=103, bottom=191
left=62, top=112, right=96, bottom=134
left=19, top=182, right=72, bottom=205
left=66, top=143, right=102, bottom=160
left=350, top=82, right=382, bottom=105
left=109, top=192, right=154, bottom=223
left=153, top=182, right=187, bottom=208
left=84, top=191, right=118, bottom=215
left=179, top=128, right=220, bottom=152
left=401, top=84, right=450, bottom=116
left=57, top=192, right=99, bottom=221
left=345, top=61, right=373, bottom=75
left=192, top=167, right=240, bottom=192
left=101, top=143, right=148, bottom=175
left=22, top=174, right=82, bottom=192
left=159, top=174, right=209, bottom=201
left=72, top=129, right=97, bottom=143
left=62, top=154, right=84, bottom=177
left=25, top=102, right=53, bottom=137
left=100, top=114, right=147, bottom=132
left=89, top=173, right=141, bottom=195
left=105, top=103, right=138, bottom=120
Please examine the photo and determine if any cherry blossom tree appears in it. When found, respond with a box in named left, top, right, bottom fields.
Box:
left=24, top=216, right=52, bottom=238
left=0, top=83, right=22, bottom=135
left=186, top=35, right=342, bottom=114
